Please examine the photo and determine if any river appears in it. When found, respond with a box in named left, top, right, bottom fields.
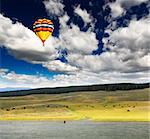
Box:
left=0, top=121, right=149, bottom=139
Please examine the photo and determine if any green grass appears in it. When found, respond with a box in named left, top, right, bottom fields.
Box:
left=0, top=88, right=149, bottom=121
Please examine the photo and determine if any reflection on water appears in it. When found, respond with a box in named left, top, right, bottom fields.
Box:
left=0, top=121, right=149, bottom=139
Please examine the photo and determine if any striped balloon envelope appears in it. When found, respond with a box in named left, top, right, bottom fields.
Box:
left=33, top=18, right=54, bottom=46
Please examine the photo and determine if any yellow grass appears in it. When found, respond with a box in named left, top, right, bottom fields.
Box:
left=0, top=88, right=149, bottom=121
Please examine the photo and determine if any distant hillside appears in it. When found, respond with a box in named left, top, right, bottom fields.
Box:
left=0, top=83, right=149, bottom=97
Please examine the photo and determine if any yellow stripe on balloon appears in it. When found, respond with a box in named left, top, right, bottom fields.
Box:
left=36, top=31, right=52, bottom=42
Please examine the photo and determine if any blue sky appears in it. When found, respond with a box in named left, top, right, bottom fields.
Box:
left=0, top=0, right=149, bottom=91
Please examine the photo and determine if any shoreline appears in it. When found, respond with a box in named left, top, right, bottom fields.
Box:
left=0, top=117, right=149, bottom=122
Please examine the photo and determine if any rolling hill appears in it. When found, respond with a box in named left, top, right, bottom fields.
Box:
left=0, top=83, right=149, bottom=97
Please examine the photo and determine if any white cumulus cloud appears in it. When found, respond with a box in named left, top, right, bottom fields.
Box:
left=0, top=68, right=149, bottom=90
left=103, top=17, right=150, bottom=73
left=43, top=60, right=79, bottom=72
left=59, top=23, right=98, bottom=54
left=43, top=0, right=64, bottom=16
left=0, top=14, right=59, bottom=63
left=74, top=5, right=92, bottom=23
left=0, top=0, right=149, bottom=90
left=0, top=12, right=98, bottom=73
left=106, top=0, right=149, bottom=18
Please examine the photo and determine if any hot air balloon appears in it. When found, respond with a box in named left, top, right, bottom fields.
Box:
left=33, top=18, right=54, bottom=46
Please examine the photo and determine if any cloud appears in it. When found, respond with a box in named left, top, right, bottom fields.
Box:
left=103, top=0, right=150, bottom=74
left=0, top=10, right=97, bottom=60
left=0, top=14, right=59, bottom=63
left=74, top=5, right=92, bottom=23
left=65, top=16, right=150, bottom=74
left=59, top=23, right=98, bottom=54
left=0, top=68, right=149, bottom=90
left=117, top=0, right=149, bottom=8
left=108, top=2, right=124, bottom=18
left=43, top=60, right=79, bottom=72
left=67, top=53, right=126, bottom=73
left=0, top=12, right=98, bottom=72
left=103, top=17, right=150, bottom=73
left=0, top=69, right=52, bottom=88
left=0, top=0, right=149, bottom=88
left=107, top=18, right=150, bottom=51
left=43, top=0, right=64, bottom=16
left=44, top=1, right=98, bottom=55
left=106, top=0, right=149, bottom=18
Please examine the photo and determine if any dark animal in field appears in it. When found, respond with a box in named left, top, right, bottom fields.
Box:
left=127, top=110, right=130, bottom=112
left=64, top=121, right=66, bottom=124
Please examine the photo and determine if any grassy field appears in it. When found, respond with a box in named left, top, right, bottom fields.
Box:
left=0, top=88, right=149, bottom=121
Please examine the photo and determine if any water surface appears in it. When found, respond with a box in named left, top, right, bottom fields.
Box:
left=0, top=121, right=149, bottom=139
